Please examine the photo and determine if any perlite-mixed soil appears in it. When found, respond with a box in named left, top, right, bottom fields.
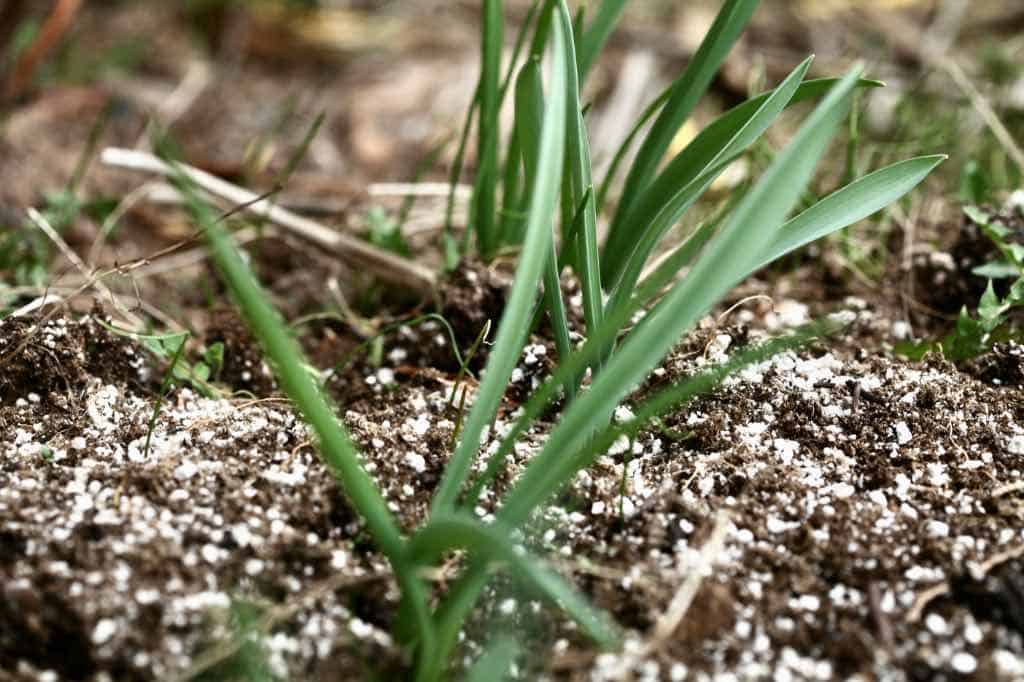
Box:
left=4, top=257, right=1024, bottom=680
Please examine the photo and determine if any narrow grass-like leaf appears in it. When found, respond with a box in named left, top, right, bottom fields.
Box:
left=498, top=127, right=525, bottom=244
left=516, top=56, right=575, bottom=397
left=496, top=0, right=545, bottom=244
left=498, top=0, right=544, bottom=103
left=398, top=138, right=450, bottom=234
left=472, top=0, right=505, bottom=260
left=599, top=154, right=738, bottom=331
left=164, top=160, right=436, bottom=660
left=747, top=154, right=946, bottom=274
left=596, top=85, right=671, bottom=212
left=464, top=635, right=520, bottom=682
left=601, top=72, right=885, bottom=283
left=576, top=0, right=627, bottom=81
left=606, top=0, right=758, bottom=255
left=431, top=23, right=569, bottom=514
left=542, top=246, right=575, bottom=401
left=499, top=65, right=863, bottom=529
left=601, top=57, right=812, bottom=317
left=273, top=111, right=325, bottom=192
left=444, top=83, right=479, bottom=268
left=526, top=1, right=555, bottom=61
left=525, top=185, right=591, bottom=338
left=594, top=74, right=878, bottom=213
left=409, top=513, right=619, bottom=647
left=556, top=1, right=603, bottom=339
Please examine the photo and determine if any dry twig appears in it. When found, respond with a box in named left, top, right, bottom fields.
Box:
left=100, top=147, right=438, bottom=293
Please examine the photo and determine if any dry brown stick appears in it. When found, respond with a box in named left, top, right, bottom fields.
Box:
left=647, top=511, right=730, bottom=647
left=100, top=147, right=438, bottom=293
left=906, top=582, right=950, bottom=624
left=611, top=511, right=731, bottom=680
left=992, top=481, right=1024, bottom=499
left=26, top=207, right=145, bottom=330
left=906, top=544, right=1024, bottom=623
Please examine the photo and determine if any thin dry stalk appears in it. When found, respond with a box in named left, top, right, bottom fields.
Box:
left=4, top=0, right=82, bottom=100
left=609, top=511, right=731, bottom=680
left=100, top=147, right=438, bottom=292
left=27, top=207, right=145, bottom=330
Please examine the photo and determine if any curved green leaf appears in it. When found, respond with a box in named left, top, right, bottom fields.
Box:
left=607, top=0, right=758, bottom=254
left=472, top=0, right=505, bottom=259
left=409, top=513, right=619, bottom=647
left=749, top=154, right=947, bottom=274
left=431, top=16, right=570, bottom=514
left=517, top=57, right=575, bottom=399
left=464, top=635, right=520, bottom=682
left=556, top=1, right=603, bottom=339
left=602, top=56, right=813, bottom=317
left=576, top=0, right=627, bottom=81
left=601, top=74, right=883, bottom=283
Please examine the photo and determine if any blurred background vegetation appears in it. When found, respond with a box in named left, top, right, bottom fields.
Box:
left=1, top=0, right=1021, bottom=329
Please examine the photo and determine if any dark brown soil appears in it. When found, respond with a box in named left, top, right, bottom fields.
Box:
left=4, top=288, right=1024, bottom=680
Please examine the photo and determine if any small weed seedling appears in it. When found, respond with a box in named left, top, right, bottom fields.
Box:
left=169, top=1, right=941, bottom=679
left=904, top=205, right=1024, bottom=362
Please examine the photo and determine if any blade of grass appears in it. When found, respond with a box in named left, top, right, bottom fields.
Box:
left=444, top=83, right=479, bottom=269
left=397, top=137, right=450, bottom=234
left=556, top=1, right=603, bottom=341
left=605, top=0, right=758, bottom=261
left=430, top=20, right=570, bottom=514
left=525, top=185, right=590, bottom=337
left=273, top=111, right=325, bottom=193
left=748, top=154, right=946, bottom=274
left=497, top=126, right=525, bottom=244
left=516, top=56, right=575, bottom=398
left=498, top=0, right=544, bottom=103
left=164, top=156, right=436, bottom=661
left=472, top=0, right=505, bottom=260
left=576, top=0, right=627, bottom=81
left=600, top=73, right=883, bottom=283
left=601, top=57, right=812, bottom=318
left=496, top=0, right=545, bottom=244
left=464, top=635, right=520, bottom=682
left=408, top=513, right=619, bottom=647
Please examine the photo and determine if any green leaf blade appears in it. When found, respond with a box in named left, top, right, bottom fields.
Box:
left=749, top=154, right=946, bottom=274
left=606, top=0, right=758, bottom=255
left=576, top=0, right=628, bottom=81
left=409, top=513, right=620, bottom=648
left=603, top=56, right=814, bottom=311
left=499, top=65, right=864, bottom=527
left=431, top=19, right=570, bottom=514
left=472, top=0, right=505, bottom=260
left=556, top=1, right=604, bottom=340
